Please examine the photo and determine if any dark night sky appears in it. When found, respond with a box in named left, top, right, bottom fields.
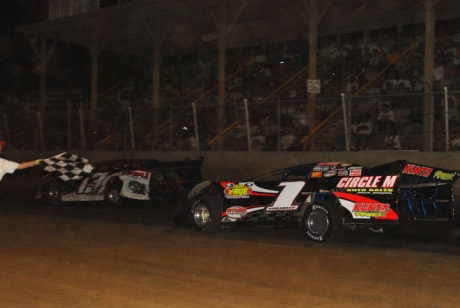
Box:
left=0, top=0, right=45, bottom=91
left=0, top=1, right=140, bottom=98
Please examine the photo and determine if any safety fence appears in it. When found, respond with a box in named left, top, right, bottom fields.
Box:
left=1, top=89, right=459, bottom=152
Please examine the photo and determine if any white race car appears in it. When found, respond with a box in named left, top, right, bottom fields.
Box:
left=38, top=157, right=204, bottom=207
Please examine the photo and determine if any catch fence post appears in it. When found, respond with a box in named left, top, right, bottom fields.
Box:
left=444, top=87, right=450, bottom=151
left=341, top=93, right=350, bottom=151
left=79, top=109, right=86, bottom=150
left=37, top=112, right=44, bottom=150
left=192, top=102, right=200, bottom=151
left=244, top=99, right=251, bottom=151
left=128, top=107, right=135, bottom=151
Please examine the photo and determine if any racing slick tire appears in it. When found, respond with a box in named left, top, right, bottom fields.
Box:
left=190, top=194, right=222, bottom=232
left=105, top=179, right=125, bottom=207
left=44, top=179, right=63, bottom=204
left=303, top=201, right=343, bottom=242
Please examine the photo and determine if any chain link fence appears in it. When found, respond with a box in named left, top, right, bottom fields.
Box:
left=1, top=90, right=459, bottom=152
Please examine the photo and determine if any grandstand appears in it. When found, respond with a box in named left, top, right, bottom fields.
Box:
left=5, top=0, right=460, bottom=152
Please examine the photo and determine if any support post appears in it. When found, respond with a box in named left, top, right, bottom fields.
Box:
left=192, top=103, right=200, bottom=151
left=244, top=99, right=251, bottom=151
left=341, top=93, right=350, bottom=151
left=129, top=107, right=135, bottom=151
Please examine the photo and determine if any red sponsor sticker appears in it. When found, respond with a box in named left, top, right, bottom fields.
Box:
left=226, top=206, right=247, bottom=219
left=402, top=164, right=433, bottom=177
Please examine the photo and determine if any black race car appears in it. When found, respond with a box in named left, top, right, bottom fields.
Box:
left=182, top=160, right=460, bottom=242
left=38, top=157, right=204, bottom=207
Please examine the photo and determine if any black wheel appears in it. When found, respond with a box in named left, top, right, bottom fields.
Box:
left=191, top=194, right=222, bottom=232
left=368, top=225, right=395, bottom=234
left=105, top=180, right=125, bottom=207
left=303, top=202, right=343, bottom=242
left=45, top=180, right=63, bottom=204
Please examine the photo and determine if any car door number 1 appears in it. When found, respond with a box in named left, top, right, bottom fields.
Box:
left=265, top=181, right=305, bottom=211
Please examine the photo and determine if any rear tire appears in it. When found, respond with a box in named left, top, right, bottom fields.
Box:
left=45, top=180, right=63, bottom=204
left=303, top=202, right=343, bottom=242
left=105, top=180, right=125, bottom=207
left=191, top=194, right=222, bottom=232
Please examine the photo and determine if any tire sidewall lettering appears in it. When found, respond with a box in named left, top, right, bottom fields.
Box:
left=305, top=231, right=324, bottom=242
left=312, top=204, right=329, bottom=214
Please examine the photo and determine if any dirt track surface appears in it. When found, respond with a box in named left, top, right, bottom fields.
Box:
left=1, top=169, right=460, bottom=307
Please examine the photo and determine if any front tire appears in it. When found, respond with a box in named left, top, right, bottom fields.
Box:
left=303, top=202, right=343, bottom=242
left=191, top=194, right=222, bottom=232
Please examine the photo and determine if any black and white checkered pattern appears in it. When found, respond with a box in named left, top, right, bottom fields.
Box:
left=39, top=152, right=94, bottom=182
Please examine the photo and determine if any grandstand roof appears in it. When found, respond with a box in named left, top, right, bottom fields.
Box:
left=15, top=0, right=460, bottom=57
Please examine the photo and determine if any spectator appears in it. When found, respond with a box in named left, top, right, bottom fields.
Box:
left=181, top=131, right=198, bottom=150
left=368, top=49, right=385, bottom=69
left=443, top=58, right=460, bottom=89
left=351, top=115, right=373, bottom=150
left=346, top=75, right=359, bottom=93
left=251, top=129, right=267, bottom=151
left=433, top=61, right=445, bottom=90
left=452, top=131, right=460, bottom=150
left=396, top=73, right=412, bottom=90
left=376, top=103, right=396, bottom=133
left=293, top=107, right=308, bottom=128
left=383, top=71, right=398, bottom=90
left=260, top=115, right=277, bottom=137
left=280, top=127, right=298, bottom=150
left=393, top=100, right=411, bottom=135
left=383, top=125, right=402, bottom=150
left=452, top=28, right=460, bottom=46
left=410, top=74, right=424, bottom=93
left=255, top=51, right=267, bottom=64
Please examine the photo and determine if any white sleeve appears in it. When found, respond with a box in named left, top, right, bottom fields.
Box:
left=0, top=158, right=20, bottom=181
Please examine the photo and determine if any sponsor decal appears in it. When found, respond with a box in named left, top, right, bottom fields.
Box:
left=336, top=175, right=397, bottom=188
left=333, top=192, right=399, bottom=220
left=353, top=203, right=390, bottom=217
left=226, top=206, right=247, bottom=219
left=349, top=169, right=362, bottom=176
left=338, top=170, right=349, bottom=176
left=123, top=171, right=149, bottom=179
left=433, top=171, right=456, bottom=181
left=266, top=204, right=299, bottom=211
left=345, top=188, right=393, bottom=194
left=313, top=166, right=329, bottom=172
left=310, top=171, right=323, bottom=178
left=317, top=162, right=348, bottom=166
left=324, top=170, right=337, bottom=177
left=402, top=164, right=433, bottom=177
left=224, top=183, right=252, bottom=199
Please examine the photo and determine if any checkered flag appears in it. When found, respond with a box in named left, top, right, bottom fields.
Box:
left=39, top=152, right=94, bottom=182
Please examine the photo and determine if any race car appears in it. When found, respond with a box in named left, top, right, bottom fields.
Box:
left=181, top=160, right=460, bottom=242
left=38, top=157, right=204, bottom=206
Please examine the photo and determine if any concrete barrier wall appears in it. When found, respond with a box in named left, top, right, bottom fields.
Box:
left=9, top=149, right=460, bottom=194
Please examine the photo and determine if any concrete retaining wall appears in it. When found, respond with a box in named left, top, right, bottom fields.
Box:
left=9, top=149, right=460, bottom=194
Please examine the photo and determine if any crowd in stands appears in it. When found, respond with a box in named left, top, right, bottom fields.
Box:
left=2, top=23, right=460, bottom=151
